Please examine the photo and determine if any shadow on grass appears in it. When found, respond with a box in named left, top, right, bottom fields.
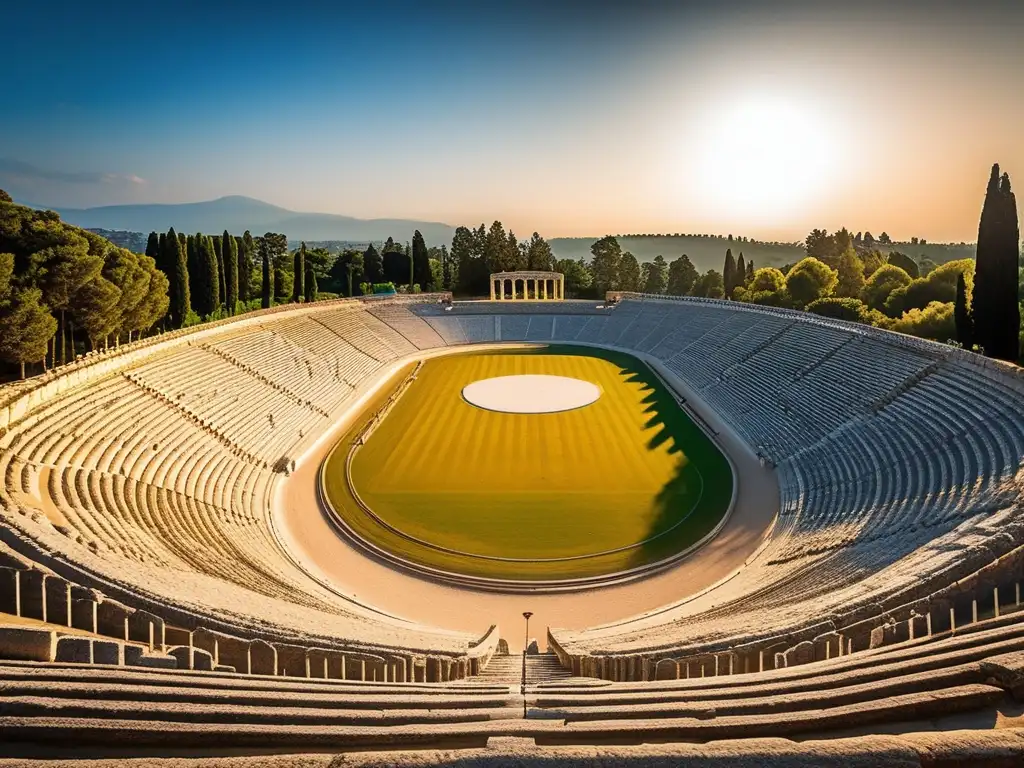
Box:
left=512, top=345, right=734, bottom=568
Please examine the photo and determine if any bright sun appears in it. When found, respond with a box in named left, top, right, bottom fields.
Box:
left=689, top=96, right=838, bottom=222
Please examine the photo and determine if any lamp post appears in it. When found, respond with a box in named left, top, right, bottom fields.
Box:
left=521, top=611, right=533, bottom=718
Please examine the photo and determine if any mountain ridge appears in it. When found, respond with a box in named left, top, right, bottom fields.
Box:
left=22, top=195, right=457, bottom=245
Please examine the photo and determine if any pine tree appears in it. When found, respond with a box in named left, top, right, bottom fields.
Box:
left=973, top=164, right=1020, bottom=361
left=304, top=263, right=317, bottom=303
left=589, top=236, right=622, bottom=294
left=222, top=230, right=238, bottom=313
left=723, top=248, right=737, bottom=298
left=292, top=243, right=306, bottom=302
left=643, top=255, right=668, bottom=294
left=667, top=255, right=698, bottom=296
left=0, top=287, right=57, bottom=378
left=73, top=276, right=122, bottom=349
left=746, top=259, right=755, bottom=282
left=955, top=272, right=974, bottom=349
left=618, top=252, right=641, bottom=292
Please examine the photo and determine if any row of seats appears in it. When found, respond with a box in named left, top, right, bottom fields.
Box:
left=2, top=294, right=1022, bottom=687
left=518, top=298, right=1024, bottom=669
left=369, top=299, right=1024, bottom=675
left=0, top=298, right=494, bottom=671
left=1, top=609, right=1022, bottom=760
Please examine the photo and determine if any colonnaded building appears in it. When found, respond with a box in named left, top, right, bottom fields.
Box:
left=1, top=285, right=1023, bottom=765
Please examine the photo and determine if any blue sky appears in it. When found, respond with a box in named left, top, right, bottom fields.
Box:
left=3, top=1, right=1024, bottom=240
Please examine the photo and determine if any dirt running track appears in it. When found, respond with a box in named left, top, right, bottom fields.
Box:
left=275, top=344, right=780, bottom=653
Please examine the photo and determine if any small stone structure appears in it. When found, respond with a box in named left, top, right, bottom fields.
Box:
left=489, top=270, right=564, bottom=301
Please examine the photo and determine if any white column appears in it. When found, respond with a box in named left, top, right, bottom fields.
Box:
left=490, top=279, right=495, bottom=301
left=541, top=280, right=547, bottom=300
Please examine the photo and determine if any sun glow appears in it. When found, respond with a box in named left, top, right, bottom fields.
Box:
left=686, top=95, right=840, bottom=223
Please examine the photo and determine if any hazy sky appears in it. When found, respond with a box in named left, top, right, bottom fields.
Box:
left=3, top=0, right=1023, bottom=241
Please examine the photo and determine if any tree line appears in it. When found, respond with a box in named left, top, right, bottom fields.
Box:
left=0, top=190, right=169, bottom=378
left=0, top=191, right=452, bottom=380
left=550, top=165, right=1019, bottom=362
left=585, top=164, right=1019, bottom=362
left=0, top=159, right=1016, bottom=379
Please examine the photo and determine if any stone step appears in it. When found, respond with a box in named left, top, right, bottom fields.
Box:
left=0, top=696, right=518, bottom=726
left=0, top=679, right=509, bottom=710
left=478, top=654, right=572, bottom=685
left=537, top=663, right=987, bottom=720
left=536, top=616, right=1024, bottom=697
left=0, top=685, right=1002, bottom=749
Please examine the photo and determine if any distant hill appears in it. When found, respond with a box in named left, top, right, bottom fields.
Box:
left=32, top=196, right=457, bottom=246
left=549, top=235, right=976, bottom=275
left=29, top=196, right=977, bottom=271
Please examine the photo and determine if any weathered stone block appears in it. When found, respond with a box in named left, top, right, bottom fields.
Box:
left=784, top=640, right=816, bottom=667
left=0, top=625, right=55, bottom=661
left=167, top=645, right=214, bottom=671
left=92, top=639, right=123, bottom=665
left=55, top=636, right=93, bottom=663
left=124, top=645, right=177, bottom=669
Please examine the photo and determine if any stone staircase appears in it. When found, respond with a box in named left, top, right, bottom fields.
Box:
left=476, top=652, right=574, bottom=685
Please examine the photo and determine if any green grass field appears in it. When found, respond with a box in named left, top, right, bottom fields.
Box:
left=321, top=346, right=733, bottom=580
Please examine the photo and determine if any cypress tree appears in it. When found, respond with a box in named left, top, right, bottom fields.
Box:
left=304, top=263, right=317, bottom=303
left=145, top=232, right=159, bottom=259
left=261, top=245, right=271, bottom=309
left=407, top=242, right=414, bottom=289
left=441, top=244, right=452, bottom=290
left=736, top=253, right=746, bottom=287
left=955, top=272, right=974, bottom=349
left=214, top=236, right=226, bottom=311
left=363, top=243, right=383, bottom=284
left=163, top=228, right=190, bottom=328
left=412, top=230, right=430, bottom=289
left=974, top=164, right=1021, bottom=361
left=157, top=232, right=166, bottom=272
left=292, top=243, right=305, bottom=302
left=747, top=259, right=755, bottom=281
left=723, top=248, right=737, bottom=299
left=194, top=236, right=220, bottom=318
left=186, top=235, right=200, bottom=301
left=222, top=230, right=238, bottom=313
left=238, top=232, right=254, bottom=303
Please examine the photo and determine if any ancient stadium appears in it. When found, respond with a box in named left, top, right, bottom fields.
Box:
left=1, top=287, right=1024, bottom=765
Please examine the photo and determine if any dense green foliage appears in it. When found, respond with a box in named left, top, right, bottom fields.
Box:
left=450, top=222, right=556, bottom=296
left=0, top=196, right=168, bottom=377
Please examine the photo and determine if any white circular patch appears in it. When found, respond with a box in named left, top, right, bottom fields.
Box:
left=462, top=375, right=600, bottom=414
